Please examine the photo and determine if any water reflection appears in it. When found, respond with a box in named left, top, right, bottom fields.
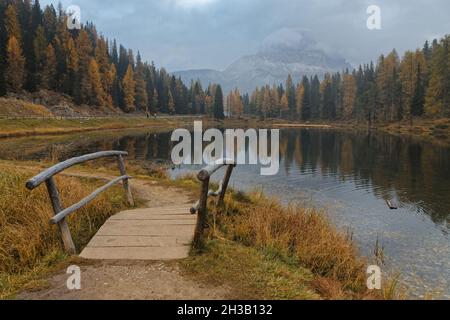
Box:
left=2, top=129, right=447, bottom=228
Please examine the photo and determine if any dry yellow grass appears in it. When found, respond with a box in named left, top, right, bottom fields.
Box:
left=0, top=98, right=53, bottom=118
left=202, top=191, right=382, bottom=299
left=0, top=165, right=129, bottom=298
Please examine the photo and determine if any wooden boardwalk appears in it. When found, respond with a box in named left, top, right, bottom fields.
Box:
left=80, top=206, right=196, bottom=260
left=26, top=151, right=236, bottom=262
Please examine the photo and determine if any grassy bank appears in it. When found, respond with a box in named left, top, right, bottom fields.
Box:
left=0, top=163, right=130, bottom=299
left=376, top=118, right=450, bottom=146
left=0, top=160, right=396, bottom=300
left=0, top=116, right=300, bottom=139
left=0, top=116, right=199, bottom=139
left=180, top=188, right=394, bottom=300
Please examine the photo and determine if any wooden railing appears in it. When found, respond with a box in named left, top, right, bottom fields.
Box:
left=26, top=151, right=134, bottom=255
left=190, top=159, right=236, bottom=247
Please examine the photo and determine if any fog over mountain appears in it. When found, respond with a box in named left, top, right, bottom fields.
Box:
left=174, top=29, right=352, bottom=93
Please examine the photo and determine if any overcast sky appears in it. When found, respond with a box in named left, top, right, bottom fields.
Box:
left=40, top=0, right=450, bottom=72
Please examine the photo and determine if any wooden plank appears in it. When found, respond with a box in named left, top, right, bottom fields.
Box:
left=110, top=214, right=196, bottom=221
left=102, top=219, right=196, bottom=226
left=80, top=246, right=190, bottom=260
left=86, top=236, right=179, bottom=248
left=116, top=207, right=190, bottom=213
left=96, top=224, right=194, bottom=237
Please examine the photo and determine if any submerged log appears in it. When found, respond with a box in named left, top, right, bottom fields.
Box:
left=386, top=200, right=398, bottom=210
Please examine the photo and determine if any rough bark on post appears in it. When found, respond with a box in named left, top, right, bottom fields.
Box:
left=45, top=178, right=76, bottom=255
left=217, top=165, right=235, bottom=207
left=193, top=177, right=210, bottom=248
left=118, top=155, right=134, bottom=207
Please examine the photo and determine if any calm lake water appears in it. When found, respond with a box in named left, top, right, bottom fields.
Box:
left=1, top=128, right=449, bottom=298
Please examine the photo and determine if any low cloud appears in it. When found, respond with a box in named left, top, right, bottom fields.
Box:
left=40, top=0, right=450, bottom=71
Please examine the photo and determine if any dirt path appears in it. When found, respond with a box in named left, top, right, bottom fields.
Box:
left=18, top=171, right=231, bottom=300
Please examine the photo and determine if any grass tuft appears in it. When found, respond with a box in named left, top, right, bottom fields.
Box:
left=182, top=190, right=386, bottom=300
left=0, top=165, right=129, bottom=299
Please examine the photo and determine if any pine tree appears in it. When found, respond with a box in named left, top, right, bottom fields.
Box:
left=122, top=64, right=136, bottom=112
left=87, top=58, right=106, bottom=107
left=42, top=43, right=56, bottom=90
left=213, top=85, right=225, bottom=120
left=94, top=37, right=112, bottom=106
left=151, top=88, right=159, bottom=113
left=295, top=84, right=305, bottom=119
left=6, top=37, right=25, bottom=92
left=32, top=25, right=47, bottom=88
left=377, top=50, right=401, bottom=122
left=321, top=74, right=335, bottom=119
left=231, top=88, right=244, bottom=118
left=5, top=4, right=22, bottom=44
left=301, top=77, right=311, bottom=120
left=310, top=76, right=321, bottom=119
left=280, top=93, right=289, bottom=118
left=425, top=36, right=449, bottom=117
left=285, top=74, right=295, bottom=114
left=42, top=5, right=57, bottom=42
left=134, top=53, right=148, bottom=112
left=104, top=63, right=117, bottom=108
left=168, top=90, right=175, bottom=115
left=77, top=29, right=94, bottom=104
left=66, top=37, right=79, bottom=96
left=342, top=72, right=357, bottom=119
left=411, top=63, right=426, bottom=117
left=270, top=85, right=280, bottom=117
left=400, top=50, right=427, bottom=121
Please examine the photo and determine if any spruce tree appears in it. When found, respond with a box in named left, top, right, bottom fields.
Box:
left=32, top=25, right=47, bottom=88
left=5, top=36, right=25, bottom=92
left=42, top=43, right=56, bottom=90
left=134, top=53, right=148, bottom=112
left=213, top=85, right=225, bottom=120
left=87, top=58, right=106, bottom=107
left=301, top=76, right=311, bottom=120
left=122, top=64, right=136, bottom=112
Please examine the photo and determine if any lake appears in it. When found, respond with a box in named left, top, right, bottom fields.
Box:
left=1, top=127, right=449, bottom=298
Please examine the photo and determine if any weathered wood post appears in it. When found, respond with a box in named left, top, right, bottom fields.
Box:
left=193, top=177, right=210, bottom=248
left=118, top=155, right=134, bottom=207
left=45, top=177, right=76, bottom=255
left=217, top=165, right=235, bottom=207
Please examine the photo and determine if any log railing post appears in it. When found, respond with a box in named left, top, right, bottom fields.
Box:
left=118, top=155, right=134, bottom=207
left=217, top=165, right=235, bottom=207
left=193, top=177, right=210, bottom=248
left=45, top=177, right=76, bottom=255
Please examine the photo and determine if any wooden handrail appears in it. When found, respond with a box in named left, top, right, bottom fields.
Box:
left=25, top=151, right=134, bottom=255
left=26, top=151, right=128, bottom=190
left=191, top=159, right=236, bottom=248
left=50, top=175, right=131, bottom=224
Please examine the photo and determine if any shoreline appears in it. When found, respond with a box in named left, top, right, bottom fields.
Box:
left=1, top=116, right=448, bottom=147
left=0, top=116, right=200, bottom=139
left=0, top=160, right=393, bottom=300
